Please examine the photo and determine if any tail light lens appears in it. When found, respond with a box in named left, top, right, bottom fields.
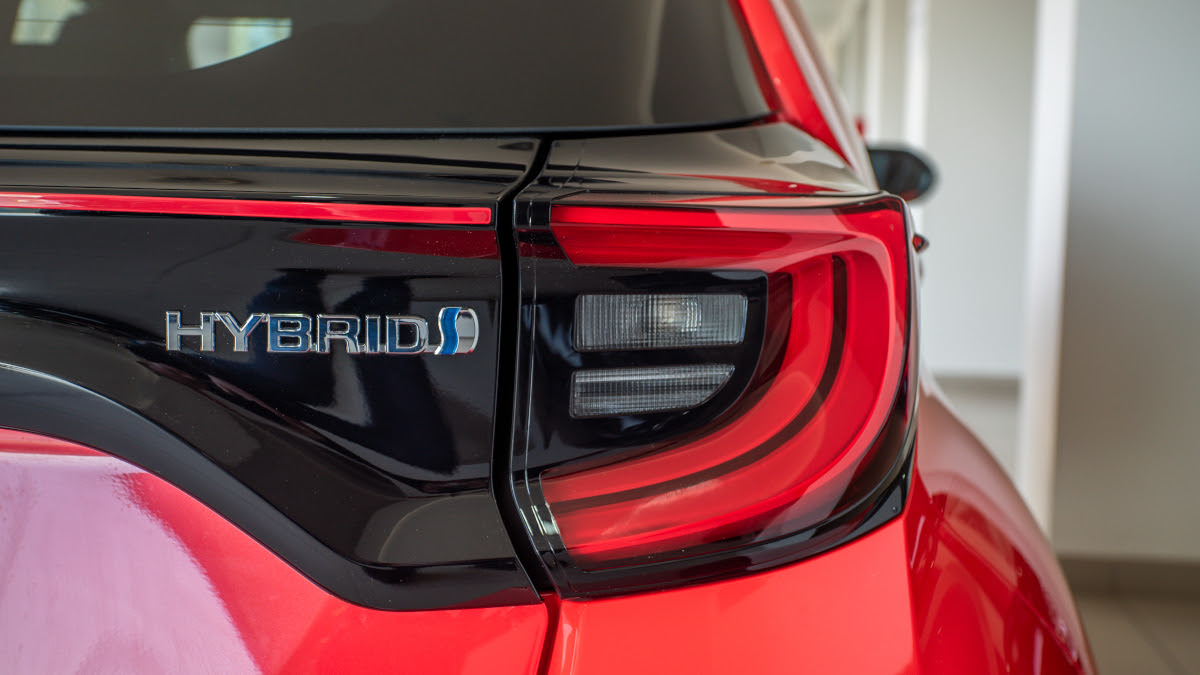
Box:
left=510, top=196, right=916, bottom=596
left=574, top=294, right=748, bottom=351
left=569, top=364, right=736, bottom=418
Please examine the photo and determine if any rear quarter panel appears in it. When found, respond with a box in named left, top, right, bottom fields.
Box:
left=0, top=430, right=548, bottom=674
left=537, top=384, right=1094, bottom=675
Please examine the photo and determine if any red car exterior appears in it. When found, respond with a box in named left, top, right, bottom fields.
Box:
left=0, top=1, right=1094, bottom=673
left=0, top=388, right=1093, bottom=674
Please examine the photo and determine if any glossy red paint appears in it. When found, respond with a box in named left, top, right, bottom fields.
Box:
left=0, top=192, right=493, bottom=225
left=538, top=386, right=1095, bottom=675
left=0, top=430, right=547, bottom=675
left=0, top=430, right=106, bottom=456
left=544, top=202, right=910, bottom=568
left=734, top=0, right=872, bottom=181
left=911, top=384, right=1096, bottom=674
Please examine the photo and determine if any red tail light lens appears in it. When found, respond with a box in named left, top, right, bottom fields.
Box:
left=510, top=196, right=915, bottom=595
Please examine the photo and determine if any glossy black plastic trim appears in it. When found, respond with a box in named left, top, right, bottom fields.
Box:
left=0, top=362, right=538, bottom=610
left=492, top=140, right=557, bottom=593
left=526, top=122, right=873, bottom=201
left=0, top=137, right=543, bottom=610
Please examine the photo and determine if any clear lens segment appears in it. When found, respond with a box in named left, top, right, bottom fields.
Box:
left=574, top=294, right=747, bottom=352
left=569, top=365, right=735, bottom=418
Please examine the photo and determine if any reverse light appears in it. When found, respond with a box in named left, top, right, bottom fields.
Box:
left=569, top=365, right=735, bottom=418
left=574, top=294, right=747, bottom=351
left=510, top=196, right=915, bottom=596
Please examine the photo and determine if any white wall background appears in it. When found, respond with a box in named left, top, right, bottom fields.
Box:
left=918, top=0, right=1037, bottom=377
left=872, top=0, right=910, bottom=141
left=1052, top=0, right=1200, bottom=561
left=805, top=0, right=1037, bottom=379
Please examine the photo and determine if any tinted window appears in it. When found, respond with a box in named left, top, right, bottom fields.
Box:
left=0, top=0, right=770, bottom=131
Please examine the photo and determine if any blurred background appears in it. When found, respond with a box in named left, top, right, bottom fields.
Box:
left=796, top=0, right=1200, bottom=671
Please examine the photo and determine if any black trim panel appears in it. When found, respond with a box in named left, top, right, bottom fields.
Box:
left=0, top=362, right=538, bottom=610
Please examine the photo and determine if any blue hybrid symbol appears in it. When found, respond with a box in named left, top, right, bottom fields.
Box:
left=436, top=307, right=463, bottom=355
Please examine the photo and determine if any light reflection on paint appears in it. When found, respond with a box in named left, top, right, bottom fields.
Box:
left=0, top=431, right=549, bottom=674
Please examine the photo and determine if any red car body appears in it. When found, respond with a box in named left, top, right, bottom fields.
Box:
left=0, top=388, right=1093, bottom=674
left=0, top=0, right=1094, bottom=673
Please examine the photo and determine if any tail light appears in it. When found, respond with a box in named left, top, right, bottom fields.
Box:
left=509, top=196, right=916, bottom=596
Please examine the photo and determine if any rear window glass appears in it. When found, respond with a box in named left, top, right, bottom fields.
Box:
left=0, top=0, right=771, bottom=131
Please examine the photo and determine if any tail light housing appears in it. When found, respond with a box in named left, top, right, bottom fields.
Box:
left=509, top=196, right=916, bottom=596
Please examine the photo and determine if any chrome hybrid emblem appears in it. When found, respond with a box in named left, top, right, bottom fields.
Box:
left=165, top=309, right=479, bottom=355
